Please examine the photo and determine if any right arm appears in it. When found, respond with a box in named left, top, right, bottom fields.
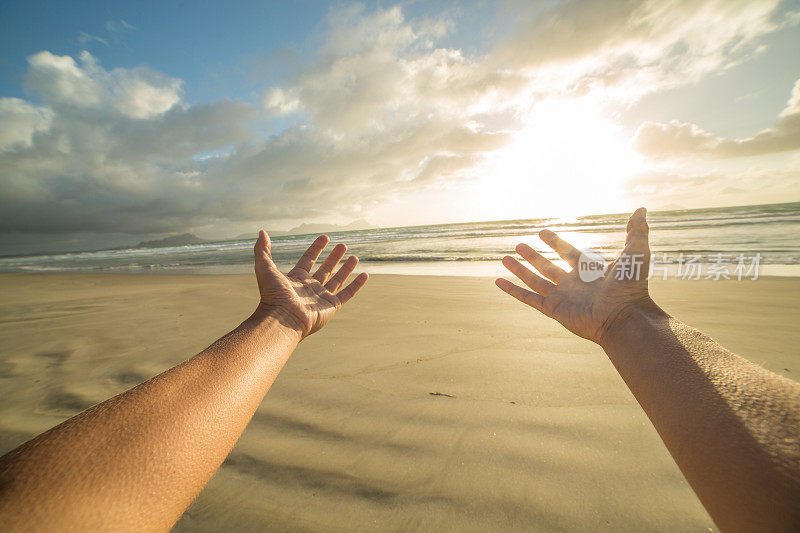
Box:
left=496, top=208, right=800, bottom=532
left=601, top=299, right=800, bottom=532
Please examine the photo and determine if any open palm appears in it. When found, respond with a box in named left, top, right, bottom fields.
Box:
left=254, top=231, right=368, bottom=338
left=496, top=208, right=653, bottom=344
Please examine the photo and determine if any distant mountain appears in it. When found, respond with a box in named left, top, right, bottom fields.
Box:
left=233, top=219, right=375, bottom=240
left=233, top=232, right=262, bottom=240
left=135, top=233, right=206, bottom=248
left=233, top=230, right=292, bottom=240
left=286, top=219, right=374, bottom=235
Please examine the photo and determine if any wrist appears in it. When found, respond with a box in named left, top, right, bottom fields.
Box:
left=249, top=305, right=305, bottom=344
left=598, top=297, right=668, bottom=350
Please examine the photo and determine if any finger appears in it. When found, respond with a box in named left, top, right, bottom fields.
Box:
left=624, top=207, right=650, bottom=255
left=313, top=243, right=347, bottom=283
left=502, top=255, right=556, bottom=296
left=336, top=272, right=369, bottom=305
left=254, top=230, right=271, bottom=257
left=325, top=255, right=358, bottom=292
left=538, top=230, right=581, bottom=268
left=516, top=243, right=567, bottom=283
left=495, top=278, right=544, bottom=312
left=293, top=235, right=330, bottom=274
left=254, top=230, right=280, bottom=269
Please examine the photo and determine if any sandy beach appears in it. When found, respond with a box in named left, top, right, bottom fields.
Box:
left=1, top=273, right=798, bottom=531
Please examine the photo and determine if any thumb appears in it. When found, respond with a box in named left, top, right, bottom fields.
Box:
left=624, top=207, right=650, bottom=256
left=254, top=230, right=275, bottom=264
left=254, top=230, right=284, bottom=287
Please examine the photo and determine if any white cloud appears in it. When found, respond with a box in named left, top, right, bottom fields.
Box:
left=24, top=50, right=182, bottom=119
left=267, top=6, right=485, bottom=133
left=111, top=72, right=183, bottom=119
left=78, top=32, right=109, bottom=47
left=0, top=98, right=53, bottom=151
left=490, top=0, right=787, bottom=100
left=24, top=51, right=104, bottom=108
left=634, top=77, right=800, bottom=159
left=105, top=19, right=137, bottom=33
left=264, top=87, right=300, bottom=115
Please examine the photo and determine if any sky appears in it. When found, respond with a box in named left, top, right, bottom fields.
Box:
left=1, top=0, right=799, bottom=253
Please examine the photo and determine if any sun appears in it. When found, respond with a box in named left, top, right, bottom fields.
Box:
left=472, top=98, right=642, bottom=220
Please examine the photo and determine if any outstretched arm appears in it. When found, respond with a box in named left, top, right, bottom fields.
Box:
left=496, top=208, right=800, bottom=532
left=0, top=231, right=368, bottom=531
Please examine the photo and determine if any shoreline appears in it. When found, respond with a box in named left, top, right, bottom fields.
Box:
left=2, top=259, right=799, bottom=278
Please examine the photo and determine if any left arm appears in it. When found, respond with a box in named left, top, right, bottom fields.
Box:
left=0, top=231, right=367, bottom=531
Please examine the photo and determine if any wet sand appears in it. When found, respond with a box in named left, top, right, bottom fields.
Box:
left=0, top=273, right=798, bottom=531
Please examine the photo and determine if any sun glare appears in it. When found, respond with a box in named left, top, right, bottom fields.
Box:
left=473, top=98, right=641, bottom=220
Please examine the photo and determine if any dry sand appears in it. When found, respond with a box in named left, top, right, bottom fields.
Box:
left=0, top=273, right=798, bottom=531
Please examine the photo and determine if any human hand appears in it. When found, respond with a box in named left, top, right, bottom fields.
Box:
left=254, top=231, right=368, bottom=339
left=496, top=208, right=654, bottom=344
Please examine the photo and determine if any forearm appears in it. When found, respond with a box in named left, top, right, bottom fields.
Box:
left=600, top=300, right=800, bottom=532
left=0, top=308, right=300, bottom=531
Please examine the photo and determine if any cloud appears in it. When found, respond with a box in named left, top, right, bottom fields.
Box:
left=24, top=51, right=183, bottom=119
left=634, top=77, right=800, bottom=159
left=266, top=5, right=503, bottom=133
left=1, top=52, right=252, bottom=235
left=105, top=19, right=136, bottom=33
left=263, top=87, right=300, bottom=116
left=1, top=8, right=513, bottom=239
left=78, top=32, right=109, bottom=47
left=490, top=0, right=788, bottom=100
left=0, top=98, right=53, bottom=151
left=0, top=1, right=797, bottom=248
left=622, top=165, right=800, bottom=209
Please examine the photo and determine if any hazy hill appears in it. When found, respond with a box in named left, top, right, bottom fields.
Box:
left=234, top=219, right=374, bottom=239
left=135, top=233, right=207, bottom=248
left=286, top=218, right=374, bottom=235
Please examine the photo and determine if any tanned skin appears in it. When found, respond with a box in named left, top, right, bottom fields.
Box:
left=0, top=231, right=368, bottom=531
left=496, top=208, right=800, bottom=532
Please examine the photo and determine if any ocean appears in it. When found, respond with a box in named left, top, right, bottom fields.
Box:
left=2, top=202, right=799, bottom=277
